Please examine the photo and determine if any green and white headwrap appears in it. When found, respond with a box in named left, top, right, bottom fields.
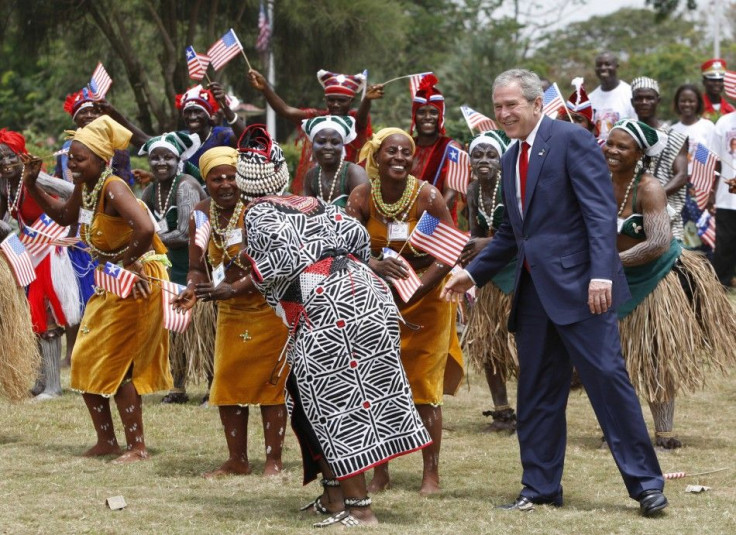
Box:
left=138, top=131, right=201, bottom=161
left=610, top=119, right=668, bottom=157
left=468, top=129, right=510, bottom=157
left=301, top=115, right=357, bottom=144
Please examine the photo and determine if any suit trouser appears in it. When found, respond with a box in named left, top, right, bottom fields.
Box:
left=713, top=208, right=736, bottom=286
left=514, top=271, right=663, bottom=501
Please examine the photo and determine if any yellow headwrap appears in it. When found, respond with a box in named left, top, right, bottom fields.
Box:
left=358, top=127, right=415, bottom=180
left=68, top=116, right=132, bottom=161
left=199, top=146, right=238, bottom=179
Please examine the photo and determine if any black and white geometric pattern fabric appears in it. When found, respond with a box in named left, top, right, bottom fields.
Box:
left=245, top=196, right=431, bottom=479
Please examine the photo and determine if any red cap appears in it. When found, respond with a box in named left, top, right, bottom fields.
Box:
left=702, top=58, right=727, bottom=80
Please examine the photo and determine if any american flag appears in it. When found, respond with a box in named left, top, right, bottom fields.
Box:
left=207, top=29, right=243, bottom=71
left=460, top=105, right=497, bottom=133
left=725, top=71, right=736, bottom=101
left=409, top=71, right=433, bottom=98
left=0, top=234, right=36, bottom=287
left=192, top=210, right=210, bottom=252
left=691, top=143, right=718, bottom=209
left=408, top=211, right=469, bottom=266
left=89, top=62, right=112, bottom=99
left=185, top=46, right=210, bottom=81
left=696, top=210, right=716, bottom=249
left=445, top=145, right=470, bottom=194
left=255, top=2, right=271, bottom=54
left=19, top=213, right=68, bottom=258
left=382, top=248, right=422, bottom=302
left=542, top=83, right=566, bottom=118
left=160, top=280, right=192, bottom=333
left=94, top=262, right=138, bottom=298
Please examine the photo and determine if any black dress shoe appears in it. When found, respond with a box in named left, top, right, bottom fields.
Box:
left=637, top=489, right=668, bottom=517
left=497, top=492, right=563, bottom=511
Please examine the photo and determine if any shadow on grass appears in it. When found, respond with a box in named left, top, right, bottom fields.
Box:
left=0, top=434, right=21, bottom=445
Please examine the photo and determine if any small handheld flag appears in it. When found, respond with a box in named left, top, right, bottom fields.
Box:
left=192, top=210, right=211, bottom=252
left=0, top=234, right=36, bottom=287
left=382, top=248, right=422, bottom=302
left=207, top=29, right=243, bottom=71
left=94, top=262, right=138, bottom=298
left=445, top=145, right=471, bottom=195
left=89, top=63, right=112, bottom=100
left=185, top=46, right=211, bottom=81
left=690, top=143, right=718, bottom=209
left=460, top=105, right=497, bottom=133
left=409, top=72, right=433, bottom=97
left=408, top=211, right=469, bottom=266
left=542, top=83, right=566, bottom=119
left=161, top=280, right=192, bottom=333
left=20, top=214, right=68, bottom=258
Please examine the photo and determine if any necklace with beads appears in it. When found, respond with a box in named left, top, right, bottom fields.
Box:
left=6, top=172, right=23, bottom=217
left=155, top=175, right=180, bottom=217
left=80, top=167, right=130, bottom=260
left=317, top=157, right=345, bottom=204
left=477, top=176, right=499, bottom=230
left=208, top=198, right=248, bottom=270
left=371, top=175, right=417, bottom=220
left=615, top=161, right=644, bottom=217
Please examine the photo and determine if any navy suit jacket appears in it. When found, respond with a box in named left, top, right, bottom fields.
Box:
left=466, top=116, right=630, bottom=329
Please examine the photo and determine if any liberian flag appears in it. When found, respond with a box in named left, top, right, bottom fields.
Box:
left=409, top=72, right=433, bottom=98
left=382, top=248, right=422, bottom=302
left=94, top=262, right=138, bottom=298
left=460, top=105, right=497, bottom=133
left=445, top=145, right=471, bottom=194
left=690, top=143, right=718, bottom=209
left=408, top=211, right=469, bottom=266
left=192, top=210, right=210, bottom=252
left=89, top=62, right=112, bottom=99
left=0, top=234, right=36, bottom=287
left=725, top=70, right=736, bottom=100
left=185, top=46, right=210, bottom=81
left=207, top=29, right=243, bottom=71
left=20, top=213, right=68, bottom=258
left=161, top=280, right=192, bottom=333
left=542, top=83, right=566, bottom=119
left=696, top=210, right=716, bottom=249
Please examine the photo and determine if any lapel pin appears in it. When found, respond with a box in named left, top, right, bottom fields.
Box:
left=538, top=148, right=546, bottom=156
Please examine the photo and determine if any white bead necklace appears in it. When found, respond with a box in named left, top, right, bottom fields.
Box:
left=317, top=157, right=345, bottom=204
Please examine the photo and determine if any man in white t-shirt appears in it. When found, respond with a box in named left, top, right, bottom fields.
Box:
left=709, top=113, right=736, bottom=285
left=589, top=52, right=637, bottom=141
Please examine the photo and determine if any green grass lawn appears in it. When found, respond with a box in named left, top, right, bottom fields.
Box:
left=1, top=368, right=735, bottom=534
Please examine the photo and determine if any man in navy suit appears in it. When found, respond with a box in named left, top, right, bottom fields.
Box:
left=442, top=69, right=667, bottom=516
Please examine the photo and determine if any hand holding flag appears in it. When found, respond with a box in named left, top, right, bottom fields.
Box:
left=382, top=248, right=422, bottom=302
left=161, top=280, right=192, bottom=332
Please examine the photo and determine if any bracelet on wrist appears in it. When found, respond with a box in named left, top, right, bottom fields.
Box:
left=227, top=114, right=239, bottom=125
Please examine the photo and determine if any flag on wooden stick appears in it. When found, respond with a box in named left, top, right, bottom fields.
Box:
left=94, top=262, right=138, bottom=298
left=161, top=280, right=192, bottom=333
left=382, top=248, right=421, bottom=302
left=445, top=145, right=471, bottom=194
left=19, top=214, right=68, bottom=258
left=89, top=63, right=112, bottom=99
left=460, top=105, right=497, bottom=133
left=192, top=210, right=210, bottom=252
left=185, top=46, right=210, bottom=81
left=0, top=234, right=36, bottom=287
left=207, top=29, right=243, bottom=71
left=408, top=211, right=469, bottom=266
left=542, top=83, right=566, bottom=118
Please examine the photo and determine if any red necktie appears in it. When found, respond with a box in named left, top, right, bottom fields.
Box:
left=519, top=141, right=529, bottom=211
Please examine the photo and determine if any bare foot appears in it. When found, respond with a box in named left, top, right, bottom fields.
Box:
left=112, top=449, right=150, bottom=464
left=203, top=459, right=252, bottom=478
left=83, top=442, right=123, bottom=457
left=263, top=459, right=282, bottom=476
left=367, top=471, right=391, bottom=493
left=419, top=474, right=441, bottom=496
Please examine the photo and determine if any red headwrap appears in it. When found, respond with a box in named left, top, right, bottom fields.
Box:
left=63, top=88, right=97, bottom=118
left=175, top=85, right=220, bottom=117
left=411, top=74, right=445, bottom=135
left=0, top=129, right=28, bottom=155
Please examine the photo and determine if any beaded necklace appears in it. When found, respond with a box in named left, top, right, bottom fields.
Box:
left=477, top=175, right=499, bottom=230
left=371, top=175, right=417, bottom=219
left=208, top=198, right=248, bottom=270
left=317, top=157, right=345, bottom=204
left=6, top=171, right=23, bottom=217
left=616, top=160, right=644, bottom=217
left=80, top=168, right=130, bottom=260
left=155, top=175, right=180, bottom=217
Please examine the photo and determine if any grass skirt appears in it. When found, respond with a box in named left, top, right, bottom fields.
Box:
left=461, top=283, right=518, bottom=381
left=0, top=257, right=40, bottom=401
left=170, top=299, right=216, bottom=385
